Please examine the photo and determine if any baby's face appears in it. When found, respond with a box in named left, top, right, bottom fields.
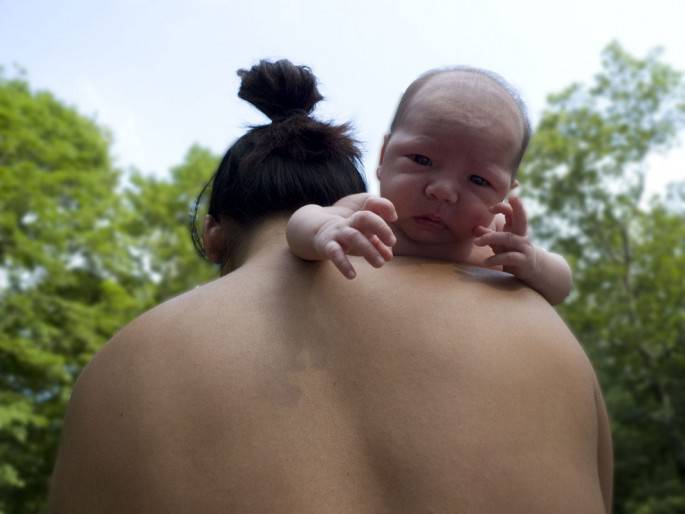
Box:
left=377, top=72, right=523, bottom=247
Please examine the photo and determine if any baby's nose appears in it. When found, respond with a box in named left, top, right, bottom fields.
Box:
left=425, top=180, right=458, bottom=203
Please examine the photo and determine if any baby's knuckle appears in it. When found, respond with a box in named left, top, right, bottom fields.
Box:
left=339, top=228, right=357, bottom=241
left=349, top=212, right=364, bottom=224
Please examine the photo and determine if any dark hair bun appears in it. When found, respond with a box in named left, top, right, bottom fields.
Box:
left=191, top=58, right=367, bottom=260
left=237, top=59, right=323, bottom=121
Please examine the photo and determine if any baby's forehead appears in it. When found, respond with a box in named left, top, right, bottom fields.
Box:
left=400, top=72, right=524, bottom=140
left=414, top=73, right=515, bottom=117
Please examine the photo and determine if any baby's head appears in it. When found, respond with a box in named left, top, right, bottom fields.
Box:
left=377, top=68, right=530, bottom=246
left=389, top=67, right=530, bottom=173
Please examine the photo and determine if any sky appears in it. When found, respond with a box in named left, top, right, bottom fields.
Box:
left=2, top=0, right=684, bottom=198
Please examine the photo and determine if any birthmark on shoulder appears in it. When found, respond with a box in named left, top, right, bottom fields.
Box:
left=452, top=264, right=524, bottom=292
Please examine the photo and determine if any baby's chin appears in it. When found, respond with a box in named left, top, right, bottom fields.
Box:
left=393, top=223, right=473, bottom=259
left=400, top=219, right=457, bottom=244
left=397, top=237, right=475, bottom=263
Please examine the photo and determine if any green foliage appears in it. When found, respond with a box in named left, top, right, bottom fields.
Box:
left=520, top=41, right=685, bottom=513
left=0, top=71, right=216, bottom=513
left=124, top=145, right=217, bottom=305
left=0, top=71, right=143, bottom=514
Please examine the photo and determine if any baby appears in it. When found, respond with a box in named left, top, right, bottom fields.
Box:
left=287, top=67, right=572, bottom=305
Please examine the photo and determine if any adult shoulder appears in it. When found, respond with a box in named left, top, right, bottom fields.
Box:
left=46, top=281, right=233, bottom=513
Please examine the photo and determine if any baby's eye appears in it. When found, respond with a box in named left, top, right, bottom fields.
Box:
left=470, top=175, right=491, bottom=187
left=411, top=154, right=432, bottom=166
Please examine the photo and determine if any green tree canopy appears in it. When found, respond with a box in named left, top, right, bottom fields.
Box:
left=124, top=145, right=217, bottom=306
left=521, top=42, right=685, bottom=513
left=0, top=70, right=218, bottom=513
left=0, top=68, right=223, bottom=513
left=0, top=71, right=146, bottom=513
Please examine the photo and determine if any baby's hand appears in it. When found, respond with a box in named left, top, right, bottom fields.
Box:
left=314, top=197, right=397, bottom=279
left=473, top=196, right=540, bottom=281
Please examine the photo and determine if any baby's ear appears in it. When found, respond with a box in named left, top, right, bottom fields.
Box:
left=376, top=134, right=390, bottom=180
left=379, top=134, right=390, bottom=164
left=203, top=215, right=227, bottom=264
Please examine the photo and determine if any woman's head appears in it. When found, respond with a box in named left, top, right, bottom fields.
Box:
left=192, top=59, right=366, bottom=266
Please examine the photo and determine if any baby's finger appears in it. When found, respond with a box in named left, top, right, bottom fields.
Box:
left=507, top=196, right=528, bottom=236
left=370, top=234, right=393, bottom=262
left=489, top=202, right=513, bottom=229
left=472, top=225, right=494, bottom=238
left=484, top=251, right=527, bottom=269
left=340, top=229, right=386, bottom=268
left=350, top=211, right=396, bottom=247
left=473, top=231, right=530, bottom=253
left=324, top=240, right=357, bottom=279
left=363, top=196, right=398, bottom=222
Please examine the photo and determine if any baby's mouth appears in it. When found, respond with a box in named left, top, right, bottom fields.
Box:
left=413, top=215, right=446, bottom=230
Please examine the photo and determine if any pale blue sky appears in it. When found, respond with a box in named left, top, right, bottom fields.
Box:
left=2, top=0, right=684, bottom=197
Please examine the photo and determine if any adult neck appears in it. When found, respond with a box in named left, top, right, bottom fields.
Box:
left=221, top=215, right=290, bottom=275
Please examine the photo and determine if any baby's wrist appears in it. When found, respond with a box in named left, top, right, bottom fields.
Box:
left=514, top=245, right=546, bottom=283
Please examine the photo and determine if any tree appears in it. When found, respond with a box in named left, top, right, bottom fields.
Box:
left=123, top=145, right=217, bottom=307
left=0, top=70, right=218, bottom=513
left=0, top=71, right=143, bottom=514
left=520, top=42, right=685, bottom=513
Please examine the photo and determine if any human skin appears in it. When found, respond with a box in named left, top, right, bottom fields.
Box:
left=287, top=71, right=573, bottom=304
left=377, top=71, right=523, bottom=259
left=48, top=218, right=612, bottom=514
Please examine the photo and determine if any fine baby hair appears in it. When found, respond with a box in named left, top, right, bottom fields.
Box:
left=192, top=59, right=367, bottom=258
left=390, top=65, right=532, bottom=173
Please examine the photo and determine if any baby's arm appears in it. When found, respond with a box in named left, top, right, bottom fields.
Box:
left=473, top=196, right=573, bottom=305
left=526, top=248, right=573, bottom=305
left=286, top=193, right=398, bottom=279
